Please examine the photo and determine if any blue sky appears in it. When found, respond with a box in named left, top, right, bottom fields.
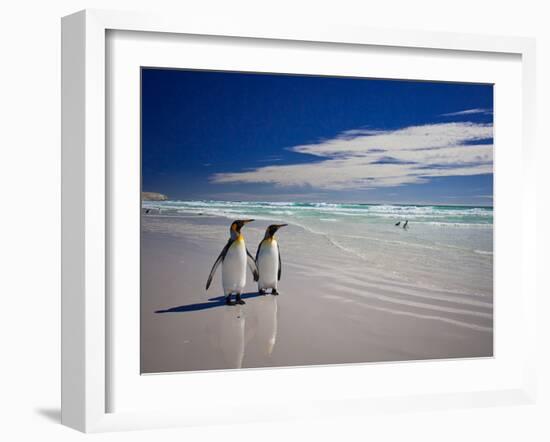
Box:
left=142, top=68, right=493, bottom=206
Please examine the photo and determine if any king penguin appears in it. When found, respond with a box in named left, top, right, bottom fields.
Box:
left=256, top=224, right=287, bottom=296
left=206, top=219, right=259, bottom=305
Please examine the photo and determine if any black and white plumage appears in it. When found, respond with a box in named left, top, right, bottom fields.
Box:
left=256, top=224, right=287, bottom=296
left=206, top=219, right=258, bottom=305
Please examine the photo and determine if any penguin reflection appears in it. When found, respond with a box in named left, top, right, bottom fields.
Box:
left=216, top=306, right=246, bottom=369
left=252, top=295, right=279, bottom=356
left=214, top=296, right=278, bottom=368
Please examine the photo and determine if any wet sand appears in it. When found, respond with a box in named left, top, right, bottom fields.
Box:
left=141, top=214, right=492, bottom=373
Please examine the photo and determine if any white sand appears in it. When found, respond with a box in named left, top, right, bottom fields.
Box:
left=141, top=214, right=492, bottom=373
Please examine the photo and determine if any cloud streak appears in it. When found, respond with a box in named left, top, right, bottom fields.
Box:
left=211, top=122, right=493, bottom=191
left=441, top=108, right=492, bottom=117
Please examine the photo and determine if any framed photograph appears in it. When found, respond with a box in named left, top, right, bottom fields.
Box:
left=61, top=9, right=537, bottom=432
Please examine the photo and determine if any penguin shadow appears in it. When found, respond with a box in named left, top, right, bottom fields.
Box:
left=155, top=292, right=263, bottom=313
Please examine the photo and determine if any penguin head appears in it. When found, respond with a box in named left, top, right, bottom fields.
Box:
left=230, top=219, right=254, bottom=235
left=265, top=223, right=288, bottom=239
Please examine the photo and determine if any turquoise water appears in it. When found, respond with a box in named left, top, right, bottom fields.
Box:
left=142, top=200, right=493, bottom=226
left=143, top=200, right=493, bottom=296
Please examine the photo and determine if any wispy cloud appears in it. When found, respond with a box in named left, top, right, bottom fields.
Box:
left=257, top=156, right=283, bottom=163
left=211, top=122, right=493, bottom=191
left=441, top=108, right=492, bottom=117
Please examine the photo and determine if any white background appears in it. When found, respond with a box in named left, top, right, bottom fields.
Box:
left=0, top=1, right=548, bottom=441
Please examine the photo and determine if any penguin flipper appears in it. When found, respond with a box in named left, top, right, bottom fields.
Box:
left=246, top=248, right=259, bottom=281
left=205, top=239, right=232, bottom=290
left=277, top=243, right=282, bottom=281
left=255, top=240, right=263, bottom=262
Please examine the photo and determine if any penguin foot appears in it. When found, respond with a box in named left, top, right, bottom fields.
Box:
left=271, top=289, right=279, bottom=296
left=236, top=294, right=246, bottom=305
left=225, top=297, right=236, bottom=306
left=259, top=289, right=267, bottom=296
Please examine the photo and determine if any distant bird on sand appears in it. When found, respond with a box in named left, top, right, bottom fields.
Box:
left=403, top=220, right=409, bottom=229
left=206, top=220, right=258, bottom=306
left=145, top=209, right=151, bottom=214
left=256, top=224, right=287, bottom=296
left=395, top=221, right=401, bottom=226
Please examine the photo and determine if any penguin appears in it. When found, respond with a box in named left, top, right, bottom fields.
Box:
left=256, top=224, right=287, bottom=296
left=403, top=220, right=409, bottom=229
left=395, top=221, right=401, bottom=226
left=206, top=219, right=259, bottom=305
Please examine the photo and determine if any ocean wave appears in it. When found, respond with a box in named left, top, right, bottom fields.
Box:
left=142, top=200, right=493, bottom=226
left=474, top=249, right=493, bottom=255
left=420, top=222, right=493, bottom=228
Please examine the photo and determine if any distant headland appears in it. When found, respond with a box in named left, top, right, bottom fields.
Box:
left=142, top=192, right=168, bottom=201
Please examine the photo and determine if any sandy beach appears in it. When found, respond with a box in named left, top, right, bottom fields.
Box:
left=141, top=210, right=493, bottom=373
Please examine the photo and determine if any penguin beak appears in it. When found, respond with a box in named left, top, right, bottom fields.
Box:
left=270, top=224, right=287, bottom=234
left=242, top=219, right=254, bottom=224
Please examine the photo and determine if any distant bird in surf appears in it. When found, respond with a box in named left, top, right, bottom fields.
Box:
left=256, top=224, right=287, bottom=296
left=206, top=220, right=258, bottom=305
left=395, top=221, right=401, bottom=226
left=403, top=220, right=409, bottom=229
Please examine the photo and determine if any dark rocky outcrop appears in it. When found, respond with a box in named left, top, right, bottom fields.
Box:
left=142, top=192, right=168, bottom=201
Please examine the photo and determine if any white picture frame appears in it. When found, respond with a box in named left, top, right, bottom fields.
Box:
left=61, top=9, right=537, bottom=433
